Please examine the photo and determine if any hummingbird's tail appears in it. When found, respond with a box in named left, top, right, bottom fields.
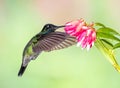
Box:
left=18, top=64, right=28, bottom=77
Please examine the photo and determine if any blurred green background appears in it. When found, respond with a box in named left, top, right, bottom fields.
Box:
left=1, top=0, right=120, bottom=88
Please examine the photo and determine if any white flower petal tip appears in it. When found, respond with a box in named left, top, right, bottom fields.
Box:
left=92, top=42, right=94, bottom=46
left=66, top=23, right=72, bottom=26
left=86, top=45, right=90, bottom=51
left=77, top=42, right=81, bottom=47
left=81, top=47, right=85, bottom=50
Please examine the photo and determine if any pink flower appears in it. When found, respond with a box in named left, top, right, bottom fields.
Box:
left=64, top=19, right=96, bottom=50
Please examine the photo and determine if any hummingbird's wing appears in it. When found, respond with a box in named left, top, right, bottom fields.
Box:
left=33, top=32, right=77, bottom=52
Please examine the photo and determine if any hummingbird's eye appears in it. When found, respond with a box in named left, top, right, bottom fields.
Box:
left=46, top=25, right=50, bottom=28
left=41, top=24, right=54, bottom=33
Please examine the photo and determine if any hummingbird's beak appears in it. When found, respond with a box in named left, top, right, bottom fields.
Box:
left=55, top=25, right=65, bottom=30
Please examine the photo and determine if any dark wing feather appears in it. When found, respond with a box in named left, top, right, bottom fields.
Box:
left=50, top=35, right=76, bottom=51
left=32, top=32, right=76, bottom=52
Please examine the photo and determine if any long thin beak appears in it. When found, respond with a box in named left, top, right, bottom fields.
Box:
left=55, top=25, right=65, bottom=30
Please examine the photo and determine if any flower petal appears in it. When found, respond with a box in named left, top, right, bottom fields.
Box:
left=64, top=19, right=96, bottom=50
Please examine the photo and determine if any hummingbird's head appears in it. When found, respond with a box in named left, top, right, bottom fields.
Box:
left=41, top=24, right=65, bottom=33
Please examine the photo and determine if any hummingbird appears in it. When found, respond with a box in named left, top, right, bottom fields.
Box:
left=18, top=24, right=76, bottom=76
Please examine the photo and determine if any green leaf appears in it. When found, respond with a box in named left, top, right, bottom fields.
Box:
left=95, top=38, right=118, bottom=67
left=97, top=27, right=120, bottom=36
left=97, top=32, right=120, bottom=42
left=113, top=43, right=120, bottom=49
left=95, top=23, right=106, bottom=28
left=95, top=23, right=120, bottom=72
left=100, top=39, right=113, bottom=48
left=95, top=23, right=120, bottom=36
left=95, top=38, right=111, bottom=55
